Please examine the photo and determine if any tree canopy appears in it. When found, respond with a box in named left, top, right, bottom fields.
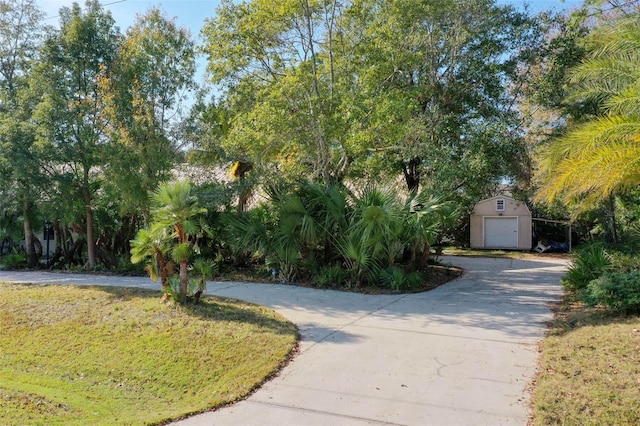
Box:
left=535, top=12, right=640, bottom=214
left=200, top=0, right=541, bottom=199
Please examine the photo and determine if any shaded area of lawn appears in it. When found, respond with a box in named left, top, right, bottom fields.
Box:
left=0, top=283, right=298, bottom=425
left=531, top=298, right=640, bottom=425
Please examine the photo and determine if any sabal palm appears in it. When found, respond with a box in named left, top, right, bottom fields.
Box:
left=536, top=16, right=640, bottom=213
left=403, top=191, right=453, bottom=269
left=338, top=184, right=403, bottom=286
left=352, top=184, right=403, bottom=258
left=262, top=181, right=349, bottom=281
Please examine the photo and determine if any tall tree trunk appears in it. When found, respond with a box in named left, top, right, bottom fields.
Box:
left=233, top=161, right=253, bottom=213
left=22, top=199, right=37, bottom=267
left=402, top=158, right=421, bottom=193
left=83, top=168, right=96, bottom=268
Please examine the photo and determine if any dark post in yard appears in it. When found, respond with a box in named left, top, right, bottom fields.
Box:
left=44, top=221, right=54, bottom=266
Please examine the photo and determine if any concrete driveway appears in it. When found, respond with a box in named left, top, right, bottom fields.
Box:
left=0, top=255, right=566, bottom=425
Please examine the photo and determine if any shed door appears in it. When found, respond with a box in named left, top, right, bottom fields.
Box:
left=484, top=217, right=518, bottom=248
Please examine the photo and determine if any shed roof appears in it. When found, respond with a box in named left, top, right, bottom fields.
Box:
left=473, top=195, right=531, bottom=215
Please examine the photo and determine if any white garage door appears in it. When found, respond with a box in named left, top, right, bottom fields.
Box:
left=484, top=217, right=518, bottom=248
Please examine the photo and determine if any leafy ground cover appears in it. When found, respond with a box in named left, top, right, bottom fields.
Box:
left=216, top=262, right=463, bottom=295
left=0, top=283, right=298, bottom=425
left=531, top=298, right=640, bottom=425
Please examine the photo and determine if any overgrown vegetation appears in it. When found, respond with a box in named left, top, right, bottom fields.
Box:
left=221, top=181, right=457, bottom=291
left=0, top=0, right=568, bottom=272
left=0, top=283, right=297, bottom=425
left=561, top=242, right=640, bottom=313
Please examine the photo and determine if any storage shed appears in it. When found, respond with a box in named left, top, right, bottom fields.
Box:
left=470, top=196, right=532, bottom=250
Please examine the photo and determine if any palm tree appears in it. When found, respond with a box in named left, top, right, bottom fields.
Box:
left=133, top=180, right=207, bottom=302
left=403, top=191, right=454, bottom=270
left=130, top=224, right=172, bottom=295
left=337, top=184, right=402, bottom=287
left=536, top=16, right=640, bottom=214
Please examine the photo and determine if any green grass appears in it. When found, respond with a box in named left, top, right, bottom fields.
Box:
left=532, top=299, right=640, bottom=425
left=0, top=283, right=298, bottom=425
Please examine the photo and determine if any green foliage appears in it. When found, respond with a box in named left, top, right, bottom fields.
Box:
left=192, top=257, right=217, bottom=286
left=114, top=255, right=141, bottom=274
left=562, top=243, right=613, bottom=292
left=223, top=179, right=456, bottom=289
left=380, top=266, right=405, bottom=291
left=222, top=205, right=272, bottom=265
left=0, top=0, right=47, bottom=267
left=200, top=0, right=539, bottom=194
left=0, top=251, right=28, bottom=269
left=33, top=0, right=122, bottom=268
left=313, top=264, right=349, bottom=289
left=101, top=7, right=195, bottom=218
left=536, top=14, right=640, bottom=215
left=380, top=267, right=425, bottom=292
left=164, top=274, right=205, bottom=303
left=338, top=235, right=382, bottom=288
left=131, top=181, right=208, bottom=303
left=583, top=271, right=640, bottom=314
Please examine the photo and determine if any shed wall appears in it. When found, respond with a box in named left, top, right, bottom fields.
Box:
left=470, top=197, right=532, bottom=250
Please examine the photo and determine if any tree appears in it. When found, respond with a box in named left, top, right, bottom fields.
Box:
left=201, top=0, right=542, bottom=199
left=344, top=0, right=542, bottom=196
left=132, top=181, right=208, bottom=303
left=101, top=7, right=196, bottom=222
left=535, top=13, right=640, bottom=215
left=130, top=225, right=172, bottom=292
left=201, top=0, right=358, bottom=184
left=33, top=0, right=120, bottom=268
left=0, top=0, right=45, bottom=267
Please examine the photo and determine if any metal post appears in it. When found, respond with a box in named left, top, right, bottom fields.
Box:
left=45, top=221, right=52, bottom=266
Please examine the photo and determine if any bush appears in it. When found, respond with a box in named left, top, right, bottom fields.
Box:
left=379, top=267, right=424, bottom=291
left=115, top=255, right=144, bottom=274
left=584, top=271, right=640, bottom=313
left=610, top=251, right=640, bottom=273
left=380, top=266, right=406, bottom=291
left=562, top=244, right=613, bottom=292
left=0, top=252, right=27, bottom=269
left=313, top=264, right=349, bottom=288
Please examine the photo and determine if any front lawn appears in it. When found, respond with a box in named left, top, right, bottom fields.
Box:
left=531, top=299, right=640, bottom=425
left=0, top=283, right=298, bottom=425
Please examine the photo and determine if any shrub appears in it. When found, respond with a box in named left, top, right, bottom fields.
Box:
left=380, top=267, right=424, bottom=291
left=404, top=271, right=425, bottom=290
left=0, top=252, right=27, bottom=269
left=610, top=251, right=640, bottom=273
left=313, top=264, right=349, bottom=288
left=584, top=271, right=640, bottom=314
left=380, top=266, right=406, bottom=291
left=562, top=244, right=613, bottom=292
left=165, top=275, right=205, bottom=303
left=116, top=255, right=143, bottom=274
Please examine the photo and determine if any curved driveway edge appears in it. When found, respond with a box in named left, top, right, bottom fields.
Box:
left=0, top=256, right=567, bottom=425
